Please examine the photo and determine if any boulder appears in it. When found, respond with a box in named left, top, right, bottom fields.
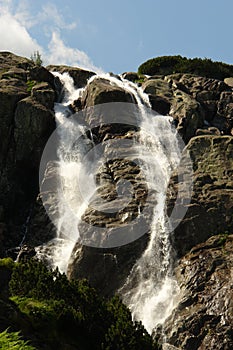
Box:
left=142, top=76, right=206, bottom=141
left=224, top=77, right=233, bottom=88
left=142, top=74, right=233, bottom=141
left=147, top=95, right=171, bottom=115
left=31, top=82, right=55, bottom=109
left=167, top=74, right=231, bottom=134
left=121, top=72, right=146, bottom=83
left=169, top=89, right=205, bottom=142
left=0, top=51, right=33, bottom=73
left=67, top=235, right=149, bottom=297
left=47, top=65, right=95, bottom=88
left=162, top=234, right=233, bottom=350
left=81, top=77, right=135, bottom=108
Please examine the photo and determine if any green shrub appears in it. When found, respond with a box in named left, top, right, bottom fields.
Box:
left=30, top=51, right=43, bottom=66
left=138, top=55, right=233, bottom=80
left=0, top=329, right=35, bottom=349
left=0, top=257, right=14, bottom=269
left=9, top=259, right=161, bottom=349
left=26, top=80, right=36, bottom=93
left=102, top=296, right=159, bottom=350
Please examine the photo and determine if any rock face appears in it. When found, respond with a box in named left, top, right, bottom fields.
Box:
left=167, top=135, right=233, bottom=257
left=162, top=234, right=233, bottom=350
left=0, top=52, right=57, bottom=254
left=141, top=74, right=233, bottom=142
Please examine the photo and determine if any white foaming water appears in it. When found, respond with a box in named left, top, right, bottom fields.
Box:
left=88, top=73, right=183, bottom=333
left=38, top=72, right=182, bottom=333
left=37, top=72, right=95, bottom=272
left=120, top=112, right=181, bottom=333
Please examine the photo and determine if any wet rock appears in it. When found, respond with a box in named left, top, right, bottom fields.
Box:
left=67, top=95, right=154, bottom=295
left=67, top=153, right=154, bottom=295
left=47, top=65, right=95, bottom=88
left=163, top=234, right=233, bottom=350
left=28, top=65, right=58, bottom=92
left=142, top=73, right=233, bottom=141
left=67, top=234, right=149, bottom=297
left=81, top=77, right=135, bottom=108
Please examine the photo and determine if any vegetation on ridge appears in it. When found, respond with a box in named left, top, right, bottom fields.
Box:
left=138, top=55, right=233, bottom=80
left=0, top=258, right=160, bottom=349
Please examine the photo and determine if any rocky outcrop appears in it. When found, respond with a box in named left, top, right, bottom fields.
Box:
left=81, top=77, right=135, bottom=107
left=47, top=65, right=95, bottom=88
left=67, top=79, right=154, bottom=296
left=162, top=234, right=233, bottom=350
left=139, top=74, right=233, bottom=142
left=0, top=52, right=57, bottom=255
left=121, top=72, right=146, bottom=83
left=67, top=152, right=154, bottom=295
left=167, top=135, right=233, bottom=257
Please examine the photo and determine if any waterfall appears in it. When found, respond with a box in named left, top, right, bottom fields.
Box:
left=36, top=72, right=95, bottom=272
left=120, top=113, right=182, bottom=333
left=38, top=71, right=191, bottom=334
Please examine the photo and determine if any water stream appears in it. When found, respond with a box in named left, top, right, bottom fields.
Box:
left=37, top=72, right=185, bottom=334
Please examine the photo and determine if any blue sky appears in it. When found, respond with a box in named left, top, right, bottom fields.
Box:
left=0, top=0, right=233, bottom=73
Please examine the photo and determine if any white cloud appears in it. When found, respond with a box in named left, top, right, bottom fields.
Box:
left=38, top=3, right=77, bottom=31
left=0, top=0, right=103, bottom=72
left=13, top=0, right=36, bottom=29
left=46, top=31, right=103, bottom=73
left=0, top=0, right=43, bottom=56
left=0, top=12, right=43, bottom=57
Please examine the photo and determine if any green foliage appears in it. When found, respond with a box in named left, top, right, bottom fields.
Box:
left=0, top=257, right=14, bottom=269
left=102, top=296, right=159, bottom=350
left=30, top=51, right=43, bottom=66
left=217, top=232, right=229, bottom=246
left=0, top=329, right=35, bottom=349
left=26, top=80, right=36, bottom=93
left=9, top=259, right=160, bottom=349
left=138, top=55, right=233, bottom=80
left=134, top=76, right=147, bottom=84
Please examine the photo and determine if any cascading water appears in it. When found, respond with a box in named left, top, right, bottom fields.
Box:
left=120, top=113, right=181, bottom=334
left=36, top=72, right=96, bottom=272
left=37, top=71, right=187, bottom=334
